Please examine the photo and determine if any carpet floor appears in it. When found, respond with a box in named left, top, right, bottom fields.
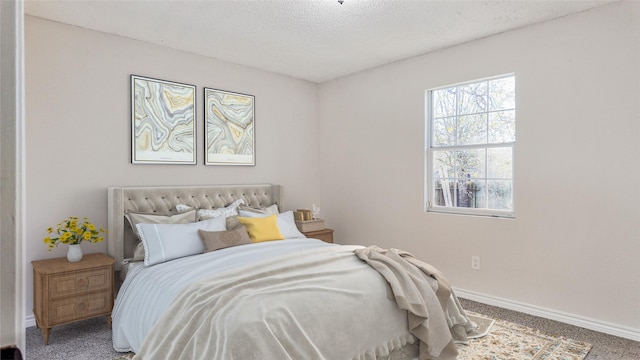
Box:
left=24, top=298, right=639, bottom=359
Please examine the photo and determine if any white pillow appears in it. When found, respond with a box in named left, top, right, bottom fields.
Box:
left=136, top=216, right=227, bottom=266
left=277, top=211, right=306, bottom=238
left=176, top=199, right=245, bottom=220
left=237, top=210, right=305, bottom=239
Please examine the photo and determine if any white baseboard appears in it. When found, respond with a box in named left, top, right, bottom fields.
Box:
left=25, top=314, right=35, bottom=328
left=454, top=287, right=640, bottom=342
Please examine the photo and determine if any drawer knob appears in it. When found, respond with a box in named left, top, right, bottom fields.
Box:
left=75, top=301, right=88, bottom=312
left=76, top=278, right=87, bottom=288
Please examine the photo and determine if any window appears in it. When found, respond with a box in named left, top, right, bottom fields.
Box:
left=425, top=74, right=515, bottom=218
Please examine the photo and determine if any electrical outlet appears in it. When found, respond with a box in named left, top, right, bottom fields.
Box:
left=471, top=256, right=481, bottom=270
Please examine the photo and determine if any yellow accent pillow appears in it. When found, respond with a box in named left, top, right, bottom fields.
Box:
left=237, top=214, right=284, bottom=243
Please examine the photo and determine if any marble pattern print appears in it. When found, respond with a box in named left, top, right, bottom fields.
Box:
left=205, top=88, right=254, bottom=165
left=132, top=76, right=195, bottom=163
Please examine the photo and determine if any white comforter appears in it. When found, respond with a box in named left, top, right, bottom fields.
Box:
left=112, top=238, right=414, bottom=359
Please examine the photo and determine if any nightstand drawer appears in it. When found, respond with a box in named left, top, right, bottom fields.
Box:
left=303, top=228, right=334, bottom=243
left=49, top=291, right=112, bottom=324
left=49, top=267, right=111, bottom=298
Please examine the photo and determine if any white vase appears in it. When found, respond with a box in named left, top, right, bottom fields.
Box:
left=67, top=244, right=83, bottom=262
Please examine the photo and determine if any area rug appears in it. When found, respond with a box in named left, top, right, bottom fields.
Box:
left=457, top=312, right=592, bottom=360
left=113, top=353, right=134, bottom=360
left=465, top=312, right=496, bottom=339
left=112, top=312, right=592, bottom=360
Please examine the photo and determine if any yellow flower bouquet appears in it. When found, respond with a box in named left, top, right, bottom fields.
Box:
left=43, top=216, right=107, bottom=251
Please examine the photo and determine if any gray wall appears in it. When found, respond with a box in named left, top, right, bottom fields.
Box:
left=25, top=16, right=321, bottom=322
left=318, top=1, right=640, bottom=333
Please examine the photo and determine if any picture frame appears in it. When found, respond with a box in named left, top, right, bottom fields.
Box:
left=131, top=75, right=196, bottom=164
left=204, top=87, right=255, bottom=166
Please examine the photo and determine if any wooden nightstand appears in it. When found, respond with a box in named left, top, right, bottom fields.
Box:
left=32, top=253, right=114, bottom=345
left=303, top=228, right=334, bottom=243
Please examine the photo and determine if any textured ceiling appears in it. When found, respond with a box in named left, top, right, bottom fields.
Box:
left=24, top=0, right=616, bottom=83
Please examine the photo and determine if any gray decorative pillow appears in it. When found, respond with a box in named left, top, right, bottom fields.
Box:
left=132, top=241, right=145, bottom=261
left=198, top=226, right=252, bottom=252
left=226, top=215, right=241, bottom=230
left=238, top=204, right=279, bottom=217
left=125, top=210, right=197, bottom=238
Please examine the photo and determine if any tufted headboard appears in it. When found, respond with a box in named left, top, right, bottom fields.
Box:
left=107, top=184, right=283, bottom=270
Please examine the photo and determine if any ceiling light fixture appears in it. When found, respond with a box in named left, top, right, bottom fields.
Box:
left=338, top=0, right=344, bottom=4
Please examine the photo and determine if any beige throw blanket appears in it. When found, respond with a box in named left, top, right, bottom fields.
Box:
left=133, top=245, right=417, bottom=360
left=354, top=246, right=474, bottom=360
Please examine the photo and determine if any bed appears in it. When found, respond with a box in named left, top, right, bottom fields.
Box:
left=108, top=184, right=473, bottom=360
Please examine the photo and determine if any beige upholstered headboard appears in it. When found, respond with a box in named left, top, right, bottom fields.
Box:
left=107, top=184, right=283, bottom=270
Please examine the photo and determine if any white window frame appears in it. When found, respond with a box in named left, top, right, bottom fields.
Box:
left=425, top=74, right=515, bottom=218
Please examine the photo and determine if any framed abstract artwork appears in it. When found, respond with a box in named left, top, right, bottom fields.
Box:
left=131, top=75, right=196, bottom=164
left=204, top=87, right=255, bottom=166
